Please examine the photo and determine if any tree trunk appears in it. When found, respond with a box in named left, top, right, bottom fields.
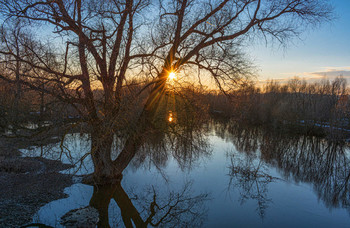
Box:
left=86, top=75, right=167, bottom=184
left=89, top=123, right=122, bottom=184
left=113, top=75, right=167, bottom=172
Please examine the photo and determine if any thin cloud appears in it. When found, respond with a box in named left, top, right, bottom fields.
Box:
left=310, top=70, right=350, bottom=79
left=256, top=67, right=350, bottom=85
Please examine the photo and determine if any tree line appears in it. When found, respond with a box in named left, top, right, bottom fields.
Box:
left=208, top=77, right=350, bottom=139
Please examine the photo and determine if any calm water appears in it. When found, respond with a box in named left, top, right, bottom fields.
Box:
left=22, top=120, right=350, bottom=227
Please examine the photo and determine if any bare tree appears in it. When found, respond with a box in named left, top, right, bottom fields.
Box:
left=0, top=0, right=333, bottom=184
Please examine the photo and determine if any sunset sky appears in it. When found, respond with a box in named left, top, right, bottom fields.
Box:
left=251, top=0, right=350, bottom=84
left=1, top=0, right=347, bottom=87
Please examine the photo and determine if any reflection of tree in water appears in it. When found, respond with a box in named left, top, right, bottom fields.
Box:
left=260, top=134, right=350, bottom=212
left=210, top=119, right=259, bottom=154
left=84, top=100, right=211, bottom=227
left=228, top=153, right=277, bottom=219
left=219, top=120, right=350, bottom=214
left=128, top=96, right=212, bottom=171
left=89, top=179, right=209, bottom=227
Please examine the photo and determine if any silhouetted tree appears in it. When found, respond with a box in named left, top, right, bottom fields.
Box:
left=0, top=0, right=333, bottom=184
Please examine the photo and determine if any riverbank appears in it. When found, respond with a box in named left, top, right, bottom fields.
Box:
left=0, top=152, right=73, bottom=227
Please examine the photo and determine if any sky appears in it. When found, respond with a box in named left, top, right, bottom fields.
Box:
left=250, top=0, right=350, bottom=84
left=1, top=0, right=348, bottom=88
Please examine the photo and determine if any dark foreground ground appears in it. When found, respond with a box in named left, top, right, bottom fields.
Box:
left=0, top=140, right=73, bottom=227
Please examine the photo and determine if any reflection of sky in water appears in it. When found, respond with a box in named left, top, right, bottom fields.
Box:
left=21, top=131, right=350, bottom=227
left=21, top=133, right=122, bottom=175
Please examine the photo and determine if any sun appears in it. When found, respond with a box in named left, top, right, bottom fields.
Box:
left=168, top=72, right=176, bottom=81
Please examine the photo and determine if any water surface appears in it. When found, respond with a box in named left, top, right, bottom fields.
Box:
left=22, top=121, right=350, bottom=227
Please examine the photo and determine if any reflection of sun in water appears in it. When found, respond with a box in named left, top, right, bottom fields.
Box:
left=168, top=72, right=176, bottom=81
left=168, top=112, right=173, bottom=122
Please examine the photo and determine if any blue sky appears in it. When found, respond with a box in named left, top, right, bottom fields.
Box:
left=1, top=0, right=347, bottom=86
left=251, top=0, right=350, bottom=83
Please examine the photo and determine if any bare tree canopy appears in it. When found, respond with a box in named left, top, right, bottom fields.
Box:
left=0, top=0, right=333, bottom=183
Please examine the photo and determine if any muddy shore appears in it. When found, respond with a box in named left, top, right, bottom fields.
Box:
left=0, top=152, right=73, bottom=227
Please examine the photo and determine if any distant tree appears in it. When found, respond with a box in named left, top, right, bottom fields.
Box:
left=0, top=0, right=333, bottom=184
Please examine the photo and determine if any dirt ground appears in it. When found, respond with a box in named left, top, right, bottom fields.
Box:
left=0, top=154, right=73, bottom=227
